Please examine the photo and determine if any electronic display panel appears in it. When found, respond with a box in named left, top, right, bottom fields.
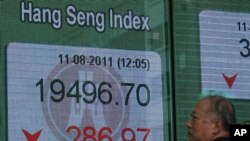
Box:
left=0, top=1, right=169, bottom=141
left=172, top=0, right=250, bottom=141
left=200, top=10, right=250, bottom=100
left=7, top=43, right=163, bottom=140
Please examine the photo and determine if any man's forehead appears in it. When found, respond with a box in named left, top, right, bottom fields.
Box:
left=194, top=99, right=211, bottom=114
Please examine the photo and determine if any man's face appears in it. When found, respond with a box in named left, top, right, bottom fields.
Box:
left=186, top=99, right=216, bottom=141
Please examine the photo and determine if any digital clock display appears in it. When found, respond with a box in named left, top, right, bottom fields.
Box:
left=7, top=43, right=164, bottom=141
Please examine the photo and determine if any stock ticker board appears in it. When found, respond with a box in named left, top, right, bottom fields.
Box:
left=7, top=43, right=163, bottom=141
left=1, top=0, right=250, bottom=141
left=0, top=1, right=168, bottom=141
left=200, top=10, right=250, bottom=99
left=173, top=1, right=250, bottom=141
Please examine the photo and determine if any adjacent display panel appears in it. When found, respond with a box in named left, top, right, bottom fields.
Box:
left=7, top=43, right=164, bottom=140
left=200, top=10, right=250, bottom=100
left=173, top=1, right=250, bottom=141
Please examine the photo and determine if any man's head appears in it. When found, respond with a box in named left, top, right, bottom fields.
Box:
left=186, top=95, right=236, bottom=141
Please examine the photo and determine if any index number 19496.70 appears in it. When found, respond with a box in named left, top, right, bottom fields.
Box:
left=35, top=79, right=151, bottom=106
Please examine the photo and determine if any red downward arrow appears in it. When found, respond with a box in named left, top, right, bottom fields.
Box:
left=222, top=73, right=237, bottom=89
left=22, top=129, right=42, bottom=141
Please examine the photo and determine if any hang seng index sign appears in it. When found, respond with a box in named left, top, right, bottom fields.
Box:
left=20, top=1, right=150, bottom=32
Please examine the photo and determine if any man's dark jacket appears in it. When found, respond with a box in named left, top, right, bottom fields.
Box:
left=214, top=137, right=229, bottom=141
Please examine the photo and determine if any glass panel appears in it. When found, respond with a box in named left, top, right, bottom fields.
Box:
left=172, top=0, right=250, bottom=140
left=0, top=1, right=169, bottom=141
